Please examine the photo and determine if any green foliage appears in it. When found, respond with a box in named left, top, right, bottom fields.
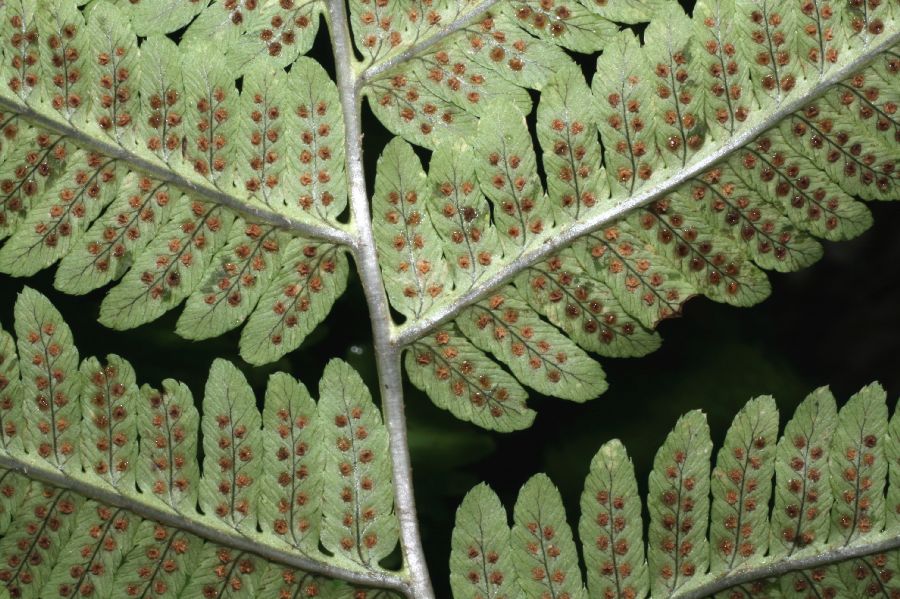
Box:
left=0, top=288, right=400, bottom=598
left=452, top=382, right=900, bottom=599
left=0, top=0, right=895, bottom=596
left=0, top=0, right=895, bottom=429
left=319, top=359, right=398, bottom=567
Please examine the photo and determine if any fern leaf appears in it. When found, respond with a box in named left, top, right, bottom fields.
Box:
left=405, top=325, right=534, bottom=431
left=511, top=473, right=586, bottom=598
left=137, top=378, right=200, bottom=513
left=349, top=0, right=404, bottom=65
left=459, top=12, right=576, bottom=91
left=593, top=30, right=655, bottom=195
left=685, top=172, right=823, bottom=273
left=53, top=175, right=175, bottom=295
left=0, top=289, right=409, bottom=595
left=1, top=0, right=41, bottom=103
left=644, top=3, right=702, bottom=169
left=181, top=546, right=262, bottom=599
left=284, top=58, right=348, bottom=221
left=200, top=359, right=263, bottom=534
left=709, top=396, right=778, bottom=573
left=78, top=354, right=138, bottom=491
left=180, top=47, right=239, bottom=187
left=693, top=0, right=751, bottom=137
left=238, top=239, right=349, bottom=365
left=425, top=140, right=500, bottom=289
left=579, top=439, right=648, bottom=599
left=537, top=65, right=608, bottom=223
left=770, top=386, right=837, bottom=556
left=34, top=0, right=91, bottom=124
left=365, top=67, right=478, bottom=151
left=178, top=1, right=247, bottom=50
left=455, top=286, right=607, bottom=401
left=260, top=372, right=323, bottom=553
left=648, top=410, right=712, bottom=596
left=134, top=34, right=185, bottom=166
left=731, top=133, right=874, bottom=241
left=85, top=2, right=140, bottom=145
left=45, top=502, right=137, bottom=599
left=373, top=138, right=449, bottom=320
left=575, top=225, right=695, bottom=328
left=474, top=100, right=546, bottom=252
left=14, top=287, right=82, bottom=470
left=506, top=0, right=618, bottom=54
left=518, top=248, right=661, bottom=358
left=0, top=131, right=67, bottom=243
left=828, top=383, right=889, bottom=545
left=364, top=27, right=535, bottom=149
left=738, top=0, right=801, bottom=107
left=0, top=151, right=120, bottom=277
left=449, top=483, right=516, bottom=599
left=219, top=3, right=323, bottom=75
left=319, top=359, right=398, bottom=567
left=453, top=382, right=900, bottom=599
left=97, top=200, right=234, bottom=329
left=111, top=521, right=200, bottom=599
left=234, top=67, right=292, bottom=212
left=629, top=196, right=771, bottom=307
left=829, top=388, right=893, bottom=599
left=176, top=222, right=285, bottom=341
left=0, top=486, right=83, bottom=599
left=0, top=323, right=23, bottom=453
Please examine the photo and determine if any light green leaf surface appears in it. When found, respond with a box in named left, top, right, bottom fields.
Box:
left=449, top=483, right=516, bottom=599
left=200, top=359, right=262, bottom=533
left=319, top=359, right=398, bottom=567
left=511, top=474, right=586, bottom=599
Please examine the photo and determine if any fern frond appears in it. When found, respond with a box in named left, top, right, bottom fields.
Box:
left=0, top=0, right=353, bottom=367
left=381, top=0, right=899, bottom=428
left=0, top=287, right=410, bottom=596
left=2, top=0, right=895, bottom=433
left=451, top=382, right=900, bottom=599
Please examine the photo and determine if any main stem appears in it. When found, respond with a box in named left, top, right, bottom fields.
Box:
left=325, top=2, right=436, bottom=597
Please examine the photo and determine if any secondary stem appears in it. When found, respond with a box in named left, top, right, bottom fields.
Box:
left=325, top=1, right=436, bottom=597
left=391, top=26, right=900, bottom=347
left=0, top=96, right=353, bottom=247
left=0, top=453, right=408, bottom=592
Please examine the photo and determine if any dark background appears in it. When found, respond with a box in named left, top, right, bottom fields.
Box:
left=2, top=3, right=899, bottom=594
left=0, top=199, right=897, bottom=595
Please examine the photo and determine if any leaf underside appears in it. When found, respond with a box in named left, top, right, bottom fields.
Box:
left=452, top=381, right=900, bottom=599
left=0, top=1, right=894, bottom=597
left=0, top=287, right=402, bottom=599
left=0, top=0, right=895, bottom=432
